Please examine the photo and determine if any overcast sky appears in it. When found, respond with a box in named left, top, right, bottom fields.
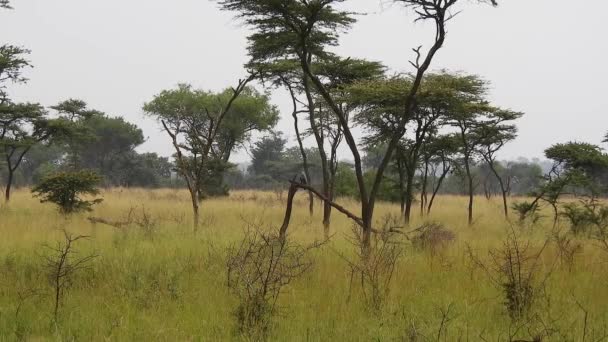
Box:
left=1, top=0, right=607, bottom=163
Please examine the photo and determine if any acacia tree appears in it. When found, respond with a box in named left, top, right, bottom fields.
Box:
left=352, top=73, right=474, bottom=223
left=441, top=74, right=520, bottom=225
left=219, top=0, right=499, bottom=251
left=258, top=56, right=382, bottom=236
left=143, top=78, right=277, bottom=229
left=0, top=103, right=78, bottom=201
left=476, top=110, right=523, bottom=219
left=514, top=142, right=608, bottom=227
left=308, top=57, right=383, bottom=235
left=424, top=134, right=459, bottom=215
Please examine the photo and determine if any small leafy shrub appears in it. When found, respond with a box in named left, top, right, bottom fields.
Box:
left=512, top=201, right=541, bottom=225
left=561, top=203, right=596, bottom=235
left=32, top=171, right=103, bottom=214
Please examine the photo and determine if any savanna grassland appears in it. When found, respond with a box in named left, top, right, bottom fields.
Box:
left=1, top=188, right=607, bottom=341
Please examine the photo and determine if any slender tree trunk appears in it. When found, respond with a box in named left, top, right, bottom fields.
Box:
left=427, top=167, right=450, bottom=215
left=486, top=160, right=510, bottom=220
left=420, top=161, right=429, bottom=217
left=302, top=75, right=332, bottom=231
left=4, top=169, right=13, bottom=202
left=189, top=189, right=200, bottom=231
left=279, top=183, right=299, bottom=240
left=323, top=200, right=331, bottom=237
left=404, top=166, right=415, bottom=225
left=464, top=157, right=474, bottom=226
left=361, top=205, right=372, bottom=258
left=299, top=56, right=370, bottom=243
left=288, top=84, right=314, bottom=217
left=483, top=180, right=491, bottom=200
left=397, top=160, right=406, bottom=215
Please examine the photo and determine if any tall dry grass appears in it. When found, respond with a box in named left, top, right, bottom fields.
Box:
left=0, top=188, right=606, bottom=341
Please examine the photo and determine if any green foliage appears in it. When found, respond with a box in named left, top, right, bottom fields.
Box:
left=198, top=158, right=233, bottom=199
left=144, top=83, right=276, bottom=195
left=545, top=143, right=608, bottom=193
left=248, top=133, right=287, bottom=177
left=218, top=0, right=355, bottom=63
left=364, top=171, right=401, bottom=202
left=68, top=112, right=145, bottom=184
left=216, top=87, right=279, bottom=161
left=561, top=201, right=608, bottom=236
left=0, top=44, right=30, bottom=98
left=0, top=101, right=82, bottom=200
left=511, top=201, right=541, bottom=224
left=333, top=163, right=358, bottom=198
left=32, top=171, right=103, bottom=214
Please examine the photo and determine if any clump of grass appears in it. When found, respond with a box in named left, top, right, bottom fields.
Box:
left=410, top=222, right=455, bottom=254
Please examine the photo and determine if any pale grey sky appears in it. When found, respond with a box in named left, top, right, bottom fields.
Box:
left=1, top=0, right=607, bottom=163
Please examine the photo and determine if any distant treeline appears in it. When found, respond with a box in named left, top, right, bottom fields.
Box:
left=219, top=133, right=550, bottom=202
left=0, top=100, right=177, bottom=189
left=1, top=112, right=547, bottom=203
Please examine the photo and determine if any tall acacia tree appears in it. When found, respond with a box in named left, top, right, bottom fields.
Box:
left=443, top=74, right=521, bottom=225
left=257, top=56, right=382, bottom=236
left=219, top=0, right=498, bottom=251
left=424, top=134, right=459, bottom=215
left=308, top=56, right=383, bottom=235
left=143, top=78, right=277, bottom=230
left=476, top=110, right=523, bottom=219
left=350, top=72, right=474, bottom=223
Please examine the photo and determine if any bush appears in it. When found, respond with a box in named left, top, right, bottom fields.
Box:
left=411, top=223, right=456, bottom=254
left=511, top=201, right=541, bottom=225
left=226, top=227, right=318, bottom=339
left=32, top=170, right=103, bottom=214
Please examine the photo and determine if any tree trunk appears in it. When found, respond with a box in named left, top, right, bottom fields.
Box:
left=404, top=168, right=415, bottom=225
left=427, top=167, right=449, bottom=215
left=323, top=200, right=331, bottom=239
left=397, top=159, right=406, bottom=215
left=486, top=160, right=510, bottom=220
left=279, top=183, right=299, bottom=240
left=361, top=205, right=372, bottom=259
left=464, top=159, right=474, bottom=226
left=189, top=189, right=200, bottom=231
left=290, top=92, right=313, bottom=217
left=4, top=169, right=13, bottom=202
left=302, top=75, right=332, bottom=231
left=420, top=161, right=429, bottom=217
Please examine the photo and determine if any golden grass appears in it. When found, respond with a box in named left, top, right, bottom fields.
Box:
left=0, top=188, right=607, bottom=341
